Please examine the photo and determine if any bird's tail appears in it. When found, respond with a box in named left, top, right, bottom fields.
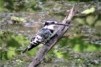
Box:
left=22, top=47, right=28, bottom=53
left=22, top=36, right=42, bottom=53
left=22, top=43, right=39, bottom=53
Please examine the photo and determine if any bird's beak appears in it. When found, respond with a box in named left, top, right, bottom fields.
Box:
left=54, top=23, right=69, bottom=26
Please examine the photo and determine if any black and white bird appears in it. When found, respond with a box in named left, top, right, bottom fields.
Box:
left=23, top=21, right=57, bottom=53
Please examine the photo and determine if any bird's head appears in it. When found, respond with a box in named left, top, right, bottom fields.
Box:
left=44, top=21, right=57, bottom=26
left=43, top=21, right=57, bottom=30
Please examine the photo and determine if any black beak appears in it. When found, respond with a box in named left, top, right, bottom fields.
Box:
left=54, top=23, right=69, bottom=26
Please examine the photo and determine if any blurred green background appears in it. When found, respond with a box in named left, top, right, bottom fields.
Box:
left=0, top=0, right=101, bottom=67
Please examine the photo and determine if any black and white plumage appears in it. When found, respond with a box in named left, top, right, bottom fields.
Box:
left=23, top=21, right=57, bottom=53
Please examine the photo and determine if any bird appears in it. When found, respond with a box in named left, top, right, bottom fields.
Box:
left=22, top=21, right=57, bottom=53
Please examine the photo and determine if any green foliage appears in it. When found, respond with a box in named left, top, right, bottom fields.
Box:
left=0, top=0, right=101, bottom=67
left=74, top=17, right=85, bottom=25
left=0, top=0, right=45, bottom=12
left=86, top=14, right=98, bottom=26
left=0, top=0, right=4, bottom=12
left=11, top=16, right=26, bottom=24
left=0, top=0, right=99, bottom=12
left=57, top=36, right=101, bottom=53
left=0, top=31, right=29, bottom=60
left=3, top=0, right=28, bottom=12
left=68, top=0, right=93, bottom=2
left=7, top=47, right=16, bottom=59
left=81, top=7, right=95, bottom=15
left=54, top=49, right=64, bottom=58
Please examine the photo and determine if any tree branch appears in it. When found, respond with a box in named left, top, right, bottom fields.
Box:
left=28, top=6, right=76, bottom=67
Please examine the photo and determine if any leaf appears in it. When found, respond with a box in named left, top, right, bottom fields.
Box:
left=12, top=35, right=28, bottom=45
left=7, top=47, right=16, bottom=59
left=74, top=18, right=85, bottom=24
left=86, top=15, right=98, bottom=25
left=73, top=44, right=81, bottom=52
left=81, top=7, right=95, bottom=15
left=54, top=50, right=63, bottom=58
left=11, top=16, right=26, bottom=23
left=86, top=45, right=97, bottom=51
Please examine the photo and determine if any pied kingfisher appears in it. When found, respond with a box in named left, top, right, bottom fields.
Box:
left=23, top=21, right=57, bottom=53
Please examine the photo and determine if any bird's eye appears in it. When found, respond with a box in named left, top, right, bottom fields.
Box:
left=52, top=22, right=55, bottom=24
left=44, top=21, right=56, bottom=25
left=44, top=22, right=49, bottom=25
